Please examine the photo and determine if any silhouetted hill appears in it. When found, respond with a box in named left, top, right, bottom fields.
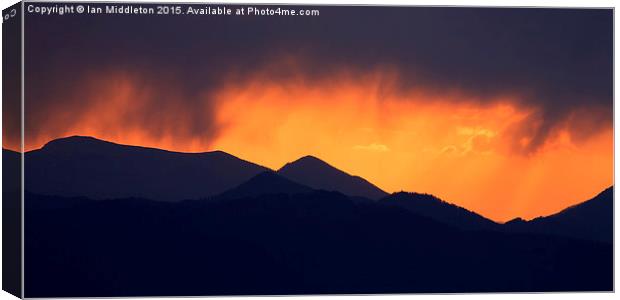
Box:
left=381, top=192, right=499, bottom=231
left=278, top=155, right=387, bottom=200
left=19, top=137, right=614, bottom=296
left=25, top=191, right=612, bottom=297
left=25, top=136, right=269, bottom=201
left=219, top=171, right=313, bottom=199
left=504, top=217, right=527, bottom=226
left=504, top=187, right=613, bottom=243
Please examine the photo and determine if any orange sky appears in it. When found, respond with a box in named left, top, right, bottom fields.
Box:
left=15, top=69, right=613, bottom=222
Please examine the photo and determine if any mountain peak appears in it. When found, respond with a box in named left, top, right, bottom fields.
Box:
left=39, top=136, right=209, bottom=156
left=282, top=155, right=333, bottom=169
left=38, top=136, right=248, bottom=161
left=220, top=171, right=312, bottom=199
left=504, top=217, right=527, bottom=225
left=43, top=135, right=110, bottom=148
left=40, top=136, right=130, bottom=155
left=277, top=155, right=387, bottom=200
left=27, top=136, right=271, bottom=201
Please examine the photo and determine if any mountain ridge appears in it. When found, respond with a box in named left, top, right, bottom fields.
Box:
left=380, top=191, right=499, bottom=231
left=21, top=136, right=612, bottom=228
left=25, top=136, right=271, bottom=201
left=41, top=135, right=235, bottom=157
left=503, top=186, right=613, bottom=243
left=25, top=189, right=613, bottom=296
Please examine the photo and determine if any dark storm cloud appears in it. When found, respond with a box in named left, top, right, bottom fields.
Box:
left=24, top=5, right=612, bottom=150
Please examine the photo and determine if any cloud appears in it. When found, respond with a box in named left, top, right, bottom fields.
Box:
left=353, top=143, right=390, bottom=152
left=23, top=6, right=612, bottom=152
left=23, top=69, right=222, bottom=152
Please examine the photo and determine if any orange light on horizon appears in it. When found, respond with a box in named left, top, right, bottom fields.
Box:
left=208, top=73, right=612, bottom=222
left=18, top=68, right=613, bottom=222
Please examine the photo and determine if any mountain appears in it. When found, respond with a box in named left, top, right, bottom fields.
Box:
left=24, top=136, right=270, bottom=201
left=380, top=192, right=498, bottom=231
left=503, top=187, right=613, bottom=243
left=219, top=171, right=313, bottom=199
left=25, top=190, right=612, bottom=296
left=277, top=155, right=387, bottom=200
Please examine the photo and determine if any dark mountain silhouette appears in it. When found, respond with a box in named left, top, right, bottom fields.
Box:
left=380, top=192, right=499, bottom=231
left=504, top=217, right=527, bottom=226
left=503, top=187, right=613, bottom=243
left=219, top=171, right=313, bottom=199
left=24, top=136, right=269, bottom=201
left=278, top=155, right=387, bottom=200
left=25, top=190, right=612, bottom=297
left=19, top=136, right=613, bottom=296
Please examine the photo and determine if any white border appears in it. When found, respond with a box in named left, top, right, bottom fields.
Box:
left=0, top=1, right=617, bottom=300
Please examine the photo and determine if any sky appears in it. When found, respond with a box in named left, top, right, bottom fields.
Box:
left=16, top=5, right=613, bottom=222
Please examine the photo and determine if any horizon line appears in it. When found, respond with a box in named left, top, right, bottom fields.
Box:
left=6, top=134, right=613, bottom=224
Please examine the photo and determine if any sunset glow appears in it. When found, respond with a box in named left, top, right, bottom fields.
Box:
left=17, top=67, right=613, bottom=222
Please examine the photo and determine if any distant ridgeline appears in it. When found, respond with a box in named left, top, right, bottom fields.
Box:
left=15, top=136, right=613, bottom=297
